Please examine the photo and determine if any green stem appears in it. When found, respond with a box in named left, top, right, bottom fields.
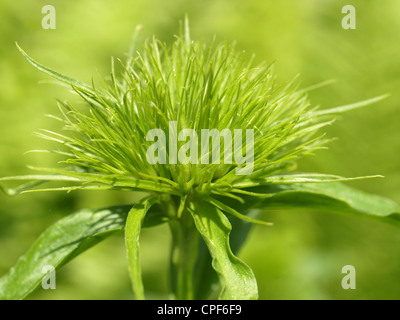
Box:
left=169, top=209, right=198, bottom=300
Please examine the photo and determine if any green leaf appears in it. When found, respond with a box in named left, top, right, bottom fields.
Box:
left=232, top=173, right=382, bottom=189
left=0, top=205, right=128, bottom=300
left=193, top=213, right=255, bottom=299
left=204, top=196, right=273, bottom=226
left=189, top=201, right=258, bottom=300
left=0, top=169, right=180, bottom=196
left=0, top=204, right=167, bottom=300
left=125, top=197, right=160, bottom=300
left=248, top=181, right=400, bottom=227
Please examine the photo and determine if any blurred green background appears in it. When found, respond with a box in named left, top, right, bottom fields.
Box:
left=0, top=0, right=399, bottom=299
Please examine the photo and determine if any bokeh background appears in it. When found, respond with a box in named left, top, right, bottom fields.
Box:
left=0, top=0, right=399, bottom=299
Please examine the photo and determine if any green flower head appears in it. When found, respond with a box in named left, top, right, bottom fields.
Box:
left=3, top=20, right=383, bottom=208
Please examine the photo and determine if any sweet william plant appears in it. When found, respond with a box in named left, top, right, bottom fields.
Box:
left=1, top=19, right=400, bottom=300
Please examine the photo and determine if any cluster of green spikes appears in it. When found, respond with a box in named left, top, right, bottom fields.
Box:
left=2, top=20, right=384, bottom=221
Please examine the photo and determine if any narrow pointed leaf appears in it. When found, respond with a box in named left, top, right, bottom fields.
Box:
left=314, top=95, right=389, bottom=116
left=248, top=182, right=400, bottom=227
left=16, top=43, right=103, bottom=99
left=125, top=197, right=160, bottom=300
left=232, top=173, right=382, bottom=189
left=205, top=196, right=272, bottom=226
left=0, top=170, right=179, bottom=196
